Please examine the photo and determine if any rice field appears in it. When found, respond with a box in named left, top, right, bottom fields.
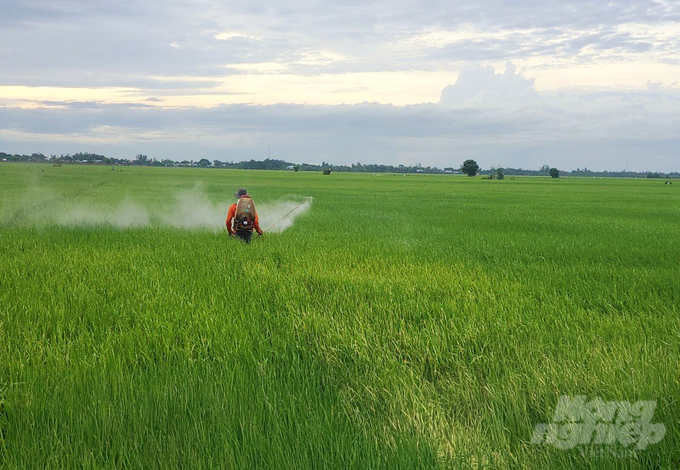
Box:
left=0, top=163, right=678, bottom=469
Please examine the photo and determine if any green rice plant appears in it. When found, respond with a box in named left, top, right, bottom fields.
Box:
left=0, top=163, right=678, bottom=469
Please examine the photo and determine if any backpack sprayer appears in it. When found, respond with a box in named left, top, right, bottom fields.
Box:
left=262, top=197, right=312, bottom=233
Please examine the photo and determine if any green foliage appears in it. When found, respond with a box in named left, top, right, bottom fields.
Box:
left=483, top=167, right=503, bottom=180
left=550, top=168, right=560, bottom=178
left=135, top=154, right=149, bottom=164
left=3, top=153, right=678, bottom=178
left=0, top=164, right=678, bottom=469
left=461, top=159, right=479, bottom=177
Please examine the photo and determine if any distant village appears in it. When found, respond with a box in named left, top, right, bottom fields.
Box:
left=1, top=152, right=677, bottom=179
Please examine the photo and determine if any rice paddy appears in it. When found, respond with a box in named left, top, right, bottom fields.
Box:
left=1, top=163, right=678, bottom=469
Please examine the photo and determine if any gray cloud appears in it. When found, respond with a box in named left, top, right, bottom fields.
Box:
left=1, top=75, right=678, bottom=171
left=1, top=1, right=679, bottom=171
left=2, top=0, right=679, bottom=84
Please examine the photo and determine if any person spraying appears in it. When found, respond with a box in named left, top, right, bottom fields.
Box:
left=226, top=188, right=262, bottom=243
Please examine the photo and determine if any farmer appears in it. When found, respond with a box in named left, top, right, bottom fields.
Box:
left=226, top=188, right=263, bottom=243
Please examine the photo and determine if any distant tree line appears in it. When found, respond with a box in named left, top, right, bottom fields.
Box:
left=1, top=152, right=678, bottom=179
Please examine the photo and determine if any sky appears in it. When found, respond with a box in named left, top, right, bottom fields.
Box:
left=1, top=0, right=679, bottom=171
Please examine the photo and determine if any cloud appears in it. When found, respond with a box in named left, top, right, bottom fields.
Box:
left=1, top=1, right=680, bottom=171
left=214, top=31, right=258, bottom=41
left=2, top=0, right=679, bottom=89
left=439, top=63, right=539, bottom=108
left=1, top=66, right=679, bottom=172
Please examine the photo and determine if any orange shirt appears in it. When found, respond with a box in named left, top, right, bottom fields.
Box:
left=226, top=198, right=262, bottom=234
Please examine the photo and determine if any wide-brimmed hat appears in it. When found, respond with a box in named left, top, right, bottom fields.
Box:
left=234, top=187, right=248, bottom=198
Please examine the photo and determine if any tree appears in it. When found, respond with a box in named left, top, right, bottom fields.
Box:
left=461, top=159, right=479, bottom=177
left=135, top=154, right=148, bottom=164
left=550, top=168, right=560, bottom=178
left=197, top=158, right=211, bottom=167
left=496, top=167, right=505, bottom=180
